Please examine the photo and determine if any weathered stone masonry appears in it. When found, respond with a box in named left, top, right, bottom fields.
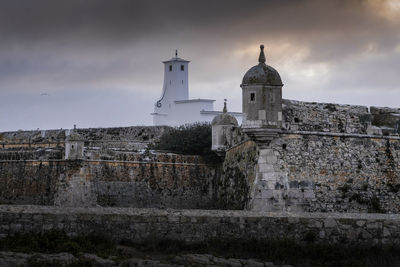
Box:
left=217, top=140, right=257, bottom=210
left=218, top=99, right=400, bottom=213
left=1, top=205, right=400, bottom=246
left=264, top=133, right=400, bottom=213
left=220, top=132, right=400, bottom=213
left=0, top=157, right=219, bottom=209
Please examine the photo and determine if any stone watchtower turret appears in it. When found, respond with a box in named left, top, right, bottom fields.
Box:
left=65, top=131, right=84, bottom=160
left=211, top=101, right=238, bottom=156
left=241, top=45, right=283, bottom=145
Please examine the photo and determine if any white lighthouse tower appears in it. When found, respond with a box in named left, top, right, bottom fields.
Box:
left=152, top=50, right=242, bottom=126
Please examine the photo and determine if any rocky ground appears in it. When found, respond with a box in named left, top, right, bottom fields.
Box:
left=1, top=230, right=397, bottom=267
left=0, top=250, right=291, bottom=267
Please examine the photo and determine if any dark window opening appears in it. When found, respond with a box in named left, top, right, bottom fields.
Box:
left=250, top=92, right=256, bottom=102
left=181, top=65, right=184, bottom=71
left=294, top=117, right=299, bottom=123
left=72, top=145, right=74, bottom=149
left=169, top=65, right=172, bottom=71
left=282, top=144, right=287, bottom=149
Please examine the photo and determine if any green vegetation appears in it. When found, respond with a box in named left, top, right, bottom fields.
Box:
left=1, top=231, right=400, bottom=267
left=151, top=122, right=220, bottom=162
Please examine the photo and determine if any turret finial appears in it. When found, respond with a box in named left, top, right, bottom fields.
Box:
left=175, top=49, right=178, bottom=57
left=258, top=44, right=266, bottom=64
left=223, top=99, right=227, bottom=113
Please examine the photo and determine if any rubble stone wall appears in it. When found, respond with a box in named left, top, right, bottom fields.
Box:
left=282, top=99, right=400, bottom=135
left=0, top=126, right=169, bottom=154
left=220, top=99, right=400, bottom=213
left=268, top=133, right=400, bottom=213
left=221, top=133, right=400, bottom=213
left=0, top=126, right=169, bottom=143
left=0, top=156, right=219, bottom=209
left=1, top=205, right=400, bottom=246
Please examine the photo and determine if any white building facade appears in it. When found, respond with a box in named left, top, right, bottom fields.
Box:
left=152, top=52, right=242, bottom=126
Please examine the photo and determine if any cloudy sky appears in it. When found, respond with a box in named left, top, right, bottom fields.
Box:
left=1, top=0, right=400, bottom=131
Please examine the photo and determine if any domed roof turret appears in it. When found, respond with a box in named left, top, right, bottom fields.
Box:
left=211, top=101, right=238, bottom=126
left=66, top=131, right=83, bottom=141
left=241, top=45, right=283, bottom=86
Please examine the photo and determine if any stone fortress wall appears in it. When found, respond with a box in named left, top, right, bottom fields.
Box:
left=1, top=101, right=400, bottom=213
left=281, top=99, right=400, bottom=135
left=0, top=101, right=400, bottom=246
left=0, top=158, right=218, bottom=209
left=0, top=126, right=169, bottom=153
left=2, top=45, right=400, bottom=247
left=220, top=99, right=400, bottom=213
left=0, top=126, right=169, bottom=143
left=0, top=126, right=220, bottom=209
left=0, top=126, right=170, bottom=161
left=1, top=205, right=400, bottom=247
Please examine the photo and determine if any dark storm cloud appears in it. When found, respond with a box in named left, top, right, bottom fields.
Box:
left=1, top=0, right=397, bottom=69
left=0, top=0, right=393, bottom=45
left=0, top=0, right=399, bottom=130
left=0, top=0, right=249, bottom=45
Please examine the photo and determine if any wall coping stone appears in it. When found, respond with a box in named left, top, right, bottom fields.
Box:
left=2, top=205, right=400, bottom=245
left=281, top=130, right=400, bottom=139
left=0, top=159, right=211, bottom=166
left=1, top=205, right=399, bottom=221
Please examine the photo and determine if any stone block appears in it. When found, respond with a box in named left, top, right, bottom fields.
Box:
left=289, top=180, right=299, bottom=188
left=287, top=189, right=301, bottom=199
left=259, top=149, right=274, bottom=157
left=183, top=254, right=212, bottom=265
left=266, top=155, right=277, bottom=164
left=299, top=180, right=312, bottom=188
left=319, top=230, right=326, bottom=238
left=243, top=259, right=264, bottom=267
left=226, top=258, right=243, bottom=267
left=267, top=181, right=277, bottom=189
left=258, top=155, right=267, bottom=163
left=272, top=190, right=283, bottom=200
left=259, top=163, right=274, bottom=173
left=288, top=217, right=299, bottom=223
left=275, top=182, right=285, bottom=190
left=261, top=189, right=274, bottom=199
left=10, top=224, right=22, bottom=231
left=383, top=227, right=391, bottom=237
left=367, top=222, right=382, bottom=229
left=303, top=189, right=315, bottom=199
left=308, top=220, right=322, bottom=228
left=324, top=218, right=337, bottom=228
left=361, top=229, right=372, bottom=239
left=356, top=220, right=366, bottom=227
left=254, top=190, right=263, bottom=199
left=366, top=125, right=382, bottom=135
left=213, top=257, right=241, bottom=266
left=262, top=172, right=277, bottom=181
